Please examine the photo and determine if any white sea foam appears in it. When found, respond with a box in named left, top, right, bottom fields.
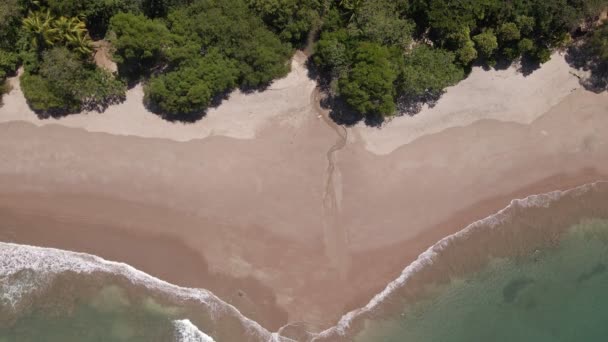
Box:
left=1, top=182, right=602, bottom=342
left=0, top=269, right=45, bottom=309
left=0, top=243, right=276, bottom=341
left=312, top=181, right=603, bottom=340
left=173, top=319, right=215, bottom=342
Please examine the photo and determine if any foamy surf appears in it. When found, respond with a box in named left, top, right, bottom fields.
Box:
left=311, top=181, right=605, bottom=340
left=174, top=319, right=215, bottom=342
left=0, top=242, right=276, bottom=341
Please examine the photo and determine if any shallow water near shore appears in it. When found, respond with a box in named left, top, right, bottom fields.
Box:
left=354, top=218, right=608, bottom=342
left=0, top=273, right=236, bottom=341
left=0, top=283, right=178, bottom=341
left=0, top=244, right=278, bottom=342
left=308, top=182, right=608, bottom=342
left=2, top=183, right=608, bottom=342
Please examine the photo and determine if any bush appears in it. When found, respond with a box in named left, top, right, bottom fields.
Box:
left=350, top=0, right=414, bottom=48
left=313, top=29, right=351, bottom=78
left=0, top=50, right=19, bottom=80
left=473, top=30, right=499, bottom=58
left=399, top=45, right=465, bottom=99
left=21, top=73, right=78, bottom=113
left=456, top=40, right=478, bottom=65
left=145, top=50, right=239, bottom=117
left=338, top=42, right=398, bottom=116
left=246, top=0, right=322, bottom=46
left=108, top=13, right=173, bottom=78
left=21, top=47, right=126, bottom=114
left=167, top=0, right=292, bottom=89
left=499, top=22, right=521, bottom=42
left=517, top=38, right=535, bottom=54
left=533, top=46, right=552, bottom=63
left=77, top=68, right=127, bottom=111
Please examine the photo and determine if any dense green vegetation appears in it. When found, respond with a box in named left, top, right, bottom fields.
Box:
left=17, top=6, right=126, bottom=115
left=0, top=0, right=606, bottom=121
left=0, top=0, right=315, bottom=117
left=314, top=0, right=608, bottom=119
left=107, top=0, right=309, bottom=119
left=21, top=47, right=125, bottom=113
left=0, top=0, right=21, bottom=102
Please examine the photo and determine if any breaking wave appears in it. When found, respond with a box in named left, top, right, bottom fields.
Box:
left=312, top=181, right=606, bottom=341
left=173, top=319, right=215, bottom=342
left=0, top=242, right=284, bottom=341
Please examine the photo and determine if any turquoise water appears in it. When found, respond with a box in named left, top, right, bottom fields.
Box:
left=354, top=218, right=608, bottom=342
left=2, top=184, right=608, bottom=342
left=0, top=245, right=273, bottom=342
left=0, top=282, right=190, bottom=342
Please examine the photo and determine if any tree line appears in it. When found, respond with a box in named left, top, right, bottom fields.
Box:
left=314, top=0, right=608, bottom=120
left=0, top=0, right=606, bottom=120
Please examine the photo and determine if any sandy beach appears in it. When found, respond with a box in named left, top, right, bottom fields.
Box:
left=1, top=51, right=608, bottom=335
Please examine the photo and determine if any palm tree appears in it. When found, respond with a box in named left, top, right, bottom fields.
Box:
left=22, top=10, right=58, bottom=51
left=53, top=16, right=86, bottom=42
left=66, top=30, right=93, bottom=56
left=53, top=15, right=92, bottom=56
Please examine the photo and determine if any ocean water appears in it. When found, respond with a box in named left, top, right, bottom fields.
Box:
left=0, top=244, right=280, bottom=342
left=0, top=283, right=179, bottom=342
left=2, top=183, right=608, bottom=342
left=354, top=218, right=608, bottom=342
left=314, top=182, right=608, bottom=342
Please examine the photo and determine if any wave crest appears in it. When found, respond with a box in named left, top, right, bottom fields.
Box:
left=0, top=242, right=275, bottom=341
left=174, top=319, right=215, bottom=342
left=312, top=182, right=605, bottom=340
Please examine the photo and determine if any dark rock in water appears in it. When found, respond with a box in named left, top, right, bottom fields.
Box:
left=503, top=277, right=535, bottom=303
left=577, top=263, right=607, bottom=283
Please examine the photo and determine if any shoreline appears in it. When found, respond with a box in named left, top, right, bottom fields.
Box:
left=1, top=50, right=608, bottom=336
left=0, top=242, right=277, bottom=341
left=0, top=52, right=316, bottom=143
left=0, top=168, right=606, bottom=335
left=315, top=181, right=608, bottom=341
left=0, top=52, right=587, bottom=156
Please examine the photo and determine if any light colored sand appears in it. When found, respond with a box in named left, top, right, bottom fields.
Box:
left=0, top=52, right=316, bottom=140
left=92, top=40, right=118, bottom=73
left=1, top=87, right=607, bottom=333
left=0, top=51, right=584, bottom=157
left=1, top=50, right=608, bottom=336
left=353, top=53, right=586, bottom=155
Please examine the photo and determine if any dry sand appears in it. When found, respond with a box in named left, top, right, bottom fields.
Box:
left=0, top=52, right=316, bottom=141
left=353, top=52, right=586, bottom=155
left=0, top=52, right=607, bottom=336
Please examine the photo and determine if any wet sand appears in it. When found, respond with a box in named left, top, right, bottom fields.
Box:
left=316, top=182, right=608, bottom=341
left=1, top=53, right=608, bottom=334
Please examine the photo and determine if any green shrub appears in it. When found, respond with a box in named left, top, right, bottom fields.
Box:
left=21, top=73, right=78, bottom=113
left=21, top=47, right=126, bottom=114
left=338, top=42, right=398, bottom=116
left=399, top=45, right=465, bottom=99
left=145, top=50, right=239, bottom=117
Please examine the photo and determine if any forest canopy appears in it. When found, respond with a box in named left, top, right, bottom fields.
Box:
left=313, top=0, right=608, bottom=119
left=0, top=0, right=607, bottom=120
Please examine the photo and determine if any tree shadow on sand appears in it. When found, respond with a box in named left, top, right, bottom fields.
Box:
left=28, top=96, right=126, bottom=120
left=565, top=41, right=608, bottom=93
left=144, top=80, right=276, bottom=124
left=144, top=89, right=234, bottom=123
left=478, top=54, right=542, bottom=76
left=306, top=58, right=441, bottom=127
left=306, top=52, right=548, bottom=128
